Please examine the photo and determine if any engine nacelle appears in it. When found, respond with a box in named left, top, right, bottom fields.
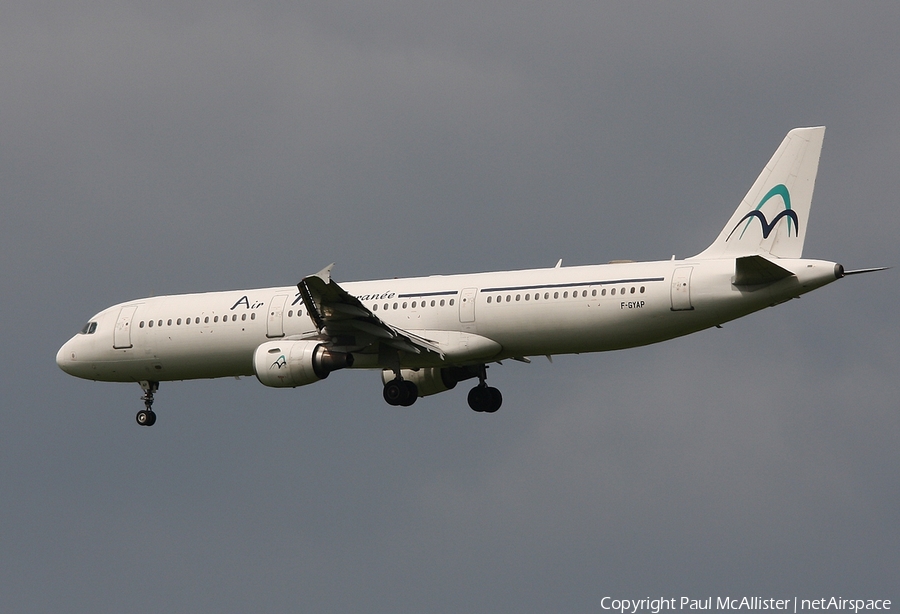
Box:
left=254, top=340, right=354, bottom=388
left=381, top=366, right=478, bottom=397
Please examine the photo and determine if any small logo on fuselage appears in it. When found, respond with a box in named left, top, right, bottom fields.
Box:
left=726, top=184, right=798, bottom=241
left=271, top=355, right=287, bottom=369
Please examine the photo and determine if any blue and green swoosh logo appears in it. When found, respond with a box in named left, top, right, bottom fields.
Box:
left=726, top=184, right=798, bottom=241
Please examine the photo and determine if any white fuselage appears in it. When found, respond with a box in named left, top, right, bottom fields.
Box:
left=56, top=257, right=840, bottom=384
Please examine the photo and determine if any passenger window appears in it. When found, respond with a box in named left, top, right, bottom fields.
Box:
left=214, top=316, right=219, bottom=323
left=439, top=300, right=445, bottom=307
left=250, top=313, right=255, bottom=320
left=431, top=300, right=436, bottom=307
left=592, top=289, right=597, bottom=297
left=288, top=310, right=293, bottom=317
left=563, top=292, right=568, bottom=298
left=242, top=313, right=247, bottom=321
left=602, top=289, right=607, bottom=296
left=140, top=321, right=145, bottom=328
left=487, top=296, right=492, bottom=303
left=544, top=292, right=549, bottom=299
left=554, top=292, right=559, bottom=299
left=449, top=299, right=455, bottom=306
left=611, top=288, right=616, bottom=296
left=640, top=286, right=645, bottom=293
left=232, top=314, right=237, bottom=321
left=373, top=304, right=378, bottom=311
left=149, top=320, right=154, bottom=328
left=630, top=287, right=635, bottom=294
left=177, top=318, right=182, bottom=325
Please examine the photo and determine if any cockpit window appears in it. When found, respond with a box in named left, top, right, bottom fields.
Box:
left=79, top=321, right=98, bottom=335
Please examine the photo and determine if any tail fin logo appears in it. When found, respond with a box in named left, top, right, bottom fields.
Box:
left=726, top=184, right=799, bottom=242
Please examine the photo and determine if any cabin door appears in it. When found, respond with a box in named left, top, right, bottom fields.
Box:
left=113, top=304, right=140, bottom=349
left=459, top=288, right=477, bottom=323
left=266, top=294, right=289, bottom=338
left=670, top=267, right=694, bottom=311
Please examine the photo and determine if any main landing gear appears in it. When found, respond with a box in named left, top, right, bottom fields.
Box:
left=383, top=378, right=419, bottom=407
left=381, top=365, right=503, bottom=413
left=467, top=365, right=502, bottom=413
left=136, top=381, right=158, bottom=426
left=468, top=383, right=502, bottom=413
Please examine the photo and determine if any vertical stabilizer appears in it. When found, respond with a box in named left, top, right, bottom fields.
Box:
left=694, top=127, right=825, bottom=259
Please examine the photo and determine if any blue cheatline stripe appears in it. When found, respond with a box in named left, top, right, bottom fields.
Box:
left=394, top=277, right=666, bottom=299
left=481, top=277, right=665, bottom=293
left=396, top=290, right=459, bottom=298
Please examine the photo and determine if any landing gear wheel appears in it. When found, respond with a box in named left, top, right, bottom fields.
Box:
left=136, top=409, right=157, bottom=426
left=468, top=385, right=502, bottom=413
left=383, top=379, right=404, bottom=405
left=484, top=387, right=502, bottom=413
left=399, top=380, right=419, bottom=407
left=383, top=379, right=419, bottom=406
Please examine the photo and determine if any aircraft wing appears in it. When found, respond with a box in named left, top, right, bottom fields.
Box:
left=297, top=264, right=445, bottom=359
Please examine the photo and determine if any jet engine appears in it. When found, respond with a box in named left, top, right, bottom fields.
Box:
left=381, top=366, right=478, bottom=397
left=254, top=340, right=353, bottom=388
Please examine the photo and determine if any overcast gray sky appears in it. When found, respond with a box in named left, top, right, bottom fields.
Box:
left=1, top=1, right=898, bottom=612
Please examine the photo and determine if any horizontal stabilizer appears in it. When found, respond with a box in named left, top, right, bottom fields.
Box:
left=733, top=255, right=795, bottom=286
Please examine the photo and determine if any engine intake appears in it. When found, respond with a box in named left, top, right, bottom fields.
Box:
left=254, top=340, right=353, bottom=388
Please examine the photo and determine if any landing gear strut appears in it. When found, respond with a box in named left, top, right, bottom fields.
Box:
left=467, top=366, right=502, bottom=413
left=136, top=381, right=158, bottom=426
left=383, top=378, right=419, bottom=407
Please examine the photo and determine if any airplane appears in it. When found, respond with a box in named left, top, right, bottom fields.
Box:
left=56, top=127, right=886, bottom=426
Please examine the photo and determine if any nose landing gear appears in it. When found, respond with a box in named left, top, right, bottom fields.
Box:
left=136, top=381, right=158, bottom=426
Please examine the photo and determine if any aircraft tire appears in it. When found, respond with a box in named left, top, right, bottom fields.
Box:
left=383, top=380, right=406, bottom=406
left=399, top=381, right=419, bottom=407
left=136, top=410, right=156, bottom=426
left=467, top=386, right=488, bottom=412
left=484, top=387, right=502, bottom=413
left=468, top=385, right=502, bottom=413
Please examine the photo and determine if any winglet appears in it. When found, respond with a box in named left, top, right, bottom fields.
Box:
left=313, top=263, right=335, bottom=284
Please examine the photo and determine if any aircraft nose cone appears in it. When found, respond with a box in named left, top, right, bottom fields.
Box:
left=56, top=340, right=75, bottom=374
